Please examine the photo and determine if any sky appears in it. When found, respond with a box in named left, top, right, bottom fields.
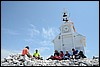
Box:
left=1, top=1, right=99, bottom=59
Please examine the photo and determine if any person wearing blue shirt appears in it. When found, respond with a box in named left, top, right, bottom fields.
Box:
left=64, top=50, right=71, bottom=60
left=72, top=48, right=79, bottom=59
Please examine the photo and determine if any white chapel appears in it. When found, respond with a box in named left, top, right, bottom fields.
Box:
left=52, top=11, right=86, bottom=54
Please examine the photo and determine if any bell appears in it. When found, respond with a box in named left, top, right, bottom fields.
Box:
left=63, top=13, right=67, bottom=17
left=66, top=18, right=68, bottom=22
left=63, top=18, right=65, bottom=21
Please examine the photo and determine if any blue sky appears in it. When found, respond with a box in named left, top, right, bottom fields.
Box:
left=1, top=1, right=99, bottom=59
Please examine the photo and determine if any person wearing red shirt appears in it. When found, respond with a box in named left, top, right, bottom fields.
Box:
left=22, top=46, right=32, bottom=58
left=59, top=51, right=64, bottom=60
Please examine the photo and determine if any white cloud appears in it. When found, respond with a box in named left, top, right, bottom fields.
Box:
left=24, top=38, right=33, bottom=44
left=42, top=28, right=53, bottom=37
left=28, top=24, right=40, bottom=37
left=42, top=27, right=57, bottom=40
left=24, top=24, right=40, bottom=44
left=25, top=27, right=59, bottom=47
left=40, top=40, right=51, bottom=46
left=30, top=24, right=36, bottom=29
left=2, top=28, right=19, bottom=35
left=40, top=27, right=59, bottom=46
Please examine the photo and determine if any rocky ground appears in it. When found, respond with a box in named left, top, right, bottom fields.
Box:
left=1, top=54, right=99, bottom=66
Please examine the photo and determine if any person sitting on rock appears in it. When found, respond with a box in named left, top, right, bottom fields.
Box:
left=78, top=50, right=86, bottom=59
left=72, top=48, right=79, bottom=59
left=59, top=51, right=64, bottom=60
left=22, top=46, right=32, bottom=58
left=64, top=50, right=71, bottom=60
left=33, top=49, right=40, bottom=59
left=52, top=50, right=63, bottom=60
left=46, top=50, right=61, bottom=60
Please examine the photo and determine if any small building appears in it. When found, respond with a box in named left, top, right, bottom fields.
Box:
left=52, top=12, right=86, bottom=54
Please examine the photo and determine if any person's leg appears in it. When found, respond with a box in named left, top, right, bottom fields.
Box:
left=75, top=55, right=80, bottom=59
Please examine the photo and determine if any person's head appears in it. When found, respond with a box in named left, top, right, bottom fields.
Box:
left=25, top=46, right=29, bottom=50
left=79, top=51, right=83, bottom=54
left=72, top=48, right=75, bottom=52
left=60, top=51, right=63, bottom=54
left=66, top=50, right=68, bottom=54
left=55, top=50, right=58, bottom=53
left=36, top=49, right=38, bottom=53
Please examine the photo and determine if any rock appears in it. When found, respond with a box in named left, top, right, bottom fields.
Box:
left=1, top=53, right=99, bottom=66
